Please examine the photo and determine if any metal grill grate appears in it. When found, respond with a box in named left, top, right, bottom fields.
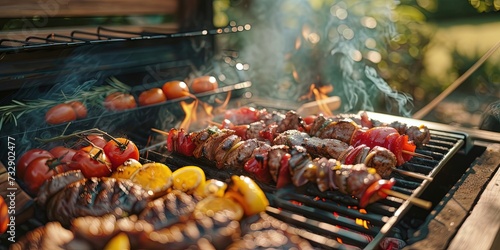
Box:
left=146, top=128, right=465, bottom=250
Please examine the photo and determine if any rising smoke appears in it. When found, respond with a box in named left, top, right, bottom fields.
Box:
left=223, top=0, right=413, bottom=116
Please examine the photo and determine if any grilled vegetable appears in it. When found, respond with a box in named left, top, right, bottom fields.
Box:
left=224, top=175, right=269, bottom=216
left=130, top=162, right=173, bottom=195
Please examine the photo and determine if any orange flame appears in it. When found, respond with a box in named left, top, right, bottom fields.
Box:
left=299, top=84, right=335, bottom=116
left=179, top=91, right=232, bottom=131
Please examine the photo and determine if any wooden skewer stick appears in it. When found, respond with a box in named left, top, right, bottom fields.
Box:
left=392, top=168, right=433, bottom=181
left=207, top=120, right=223, bottom=127
left=151, top=128, right=169, bottom=136
left=402, top=150, right=433, bottom=160
left=381, top=189, right=432, bottom=210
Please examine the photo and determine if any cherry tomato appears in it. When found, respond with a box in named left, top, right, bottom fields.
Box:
left=0, top=196, right=8, bottom=234
left=45, top=103, right=77, bottom=125
left=103, top=138, right=140, bottom=171
left=138, top=88, right=167, bottom=106
left=23, top=157, right=65, bottom=195
left=68, top=101, right=88, bottom=119
left=85, top=134, right=108, bottom=148
left=69, top=148, right=112, bottom=178
left=104, top=92, right=137, bottom=111
left=162, top=80, right=191, bottom=99
left=17, top=149, right=54, bottom=179
left=191, top=76, right=218, bottom=94
left=49, top=146, right=77, bottom=165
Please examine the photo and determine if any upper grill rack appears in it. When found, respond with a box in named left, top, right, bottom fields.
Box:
left=0, top=25, right=250, bottom=52
left=146, top=128, right=465, bottom=250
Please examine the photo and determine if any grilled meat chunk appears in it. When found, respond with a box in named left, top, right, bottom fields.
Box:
left=315, top=119, right=359, bottom=144
left=234, top=213, right=314, bottom=250
left=405, top=125, right=431, bottom=147
left=36, top=170, right=85, bottom=206
left=273, top=129, right=309, bottom=146
left=202, top=129, right=236, bottom=161
left=140, top=210, right=241, bottom=250
left=139, top=190, right=198, bottom=230
left=246, top=121, right=266, bottom=139
left=267, top=145, right=290, bottom=182
left=10, top=222, right=85, bottom=250
left=364, top=146, right=396, bottom=178
left=45, top=177, right=151, bottom=227
left=222, top=139, right=268, bottom=170
left=276, top=111, right=303, bottom=133
left=273, top=129, right=349, bottom=159
left=214, top=134, right=242, bottom=168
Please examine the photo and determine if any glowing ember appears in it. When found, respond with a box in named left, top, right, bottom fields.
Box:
left=291, top=200, right=303, bottom=206
left=356, top=208, right=370, bottom=229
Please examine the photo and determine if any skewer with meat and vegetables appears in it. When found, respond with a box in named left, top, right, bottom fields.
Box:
left=219, top=108, right=432, bottom=166
left=164, top=126, right=397, bottom=179
left=164, top=126, right=431, bottom=209
left=223, top=107, right=431, bottom=147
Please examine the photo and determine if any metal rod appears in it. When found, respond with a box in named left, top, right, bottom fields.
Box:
left=412, top=40, right=500, bottom=120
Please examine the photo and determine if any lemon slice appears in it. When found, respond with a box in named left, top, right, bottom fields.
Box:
left=130, top=162, right=172, bottom=194
left=194, top=179, right=228, bottom=198
left=103, top=232, right=130, bottom=250
left=225, top=175, right=269, bottom=216
left=111, top=159, right=142, bottom=180
left=171, top=166, right=206, bottom=194
left=194, top=196, right=244, bottom=221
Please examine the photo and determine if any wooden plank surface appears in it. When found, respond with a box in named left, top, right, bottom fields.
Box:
left=407, top=143, right=500, bottom=249
left=0, top=161, right=34, bottom=226
left=448, top=143, right=500, bottom=250
left=0, top=0, right=178, bottom=18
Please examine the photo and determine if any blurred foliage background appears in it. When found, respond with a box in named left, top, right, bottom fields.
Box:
left=214, top=0, right=500, bottom=129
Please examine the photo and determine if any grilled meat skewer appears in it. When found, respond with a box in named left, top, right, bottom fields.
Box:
left=168, top=127, right=396, bottom=178
left=223, top=107, right=430, bottom=147
left=221, top=109, right=420, bottom=166
left=167, top=127, right=396, bottom=207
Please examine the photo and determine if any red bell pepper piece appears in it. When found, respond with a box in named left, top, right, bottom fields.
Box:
left=359, top=178, right=396, bottom=208
left=176, top=129, right=195, bottom=156
left=224, top=107, right=262, bottom=124
left=276, top=153, right=292, bottom=188
left=259, top=124, right=277, bottom=142
left=352, top=127, right=415, bottom=166
left=244, top=151, right=273, bottom=183
left=166, top=128, right=178, bottom=152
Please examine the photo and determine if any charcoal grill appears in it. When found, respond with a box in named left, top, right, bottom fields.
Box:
left=2, top=1, right=500, bottom=249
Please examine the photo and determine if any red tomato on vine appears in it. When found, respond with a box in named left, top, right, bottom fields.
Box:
left=23, top=157, right=65, bottom=195
left=103, top=138, right=140, bottom=171
left=17, top=149, right=54, bottom=179
left=69, top=148, right=112, bottom=178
